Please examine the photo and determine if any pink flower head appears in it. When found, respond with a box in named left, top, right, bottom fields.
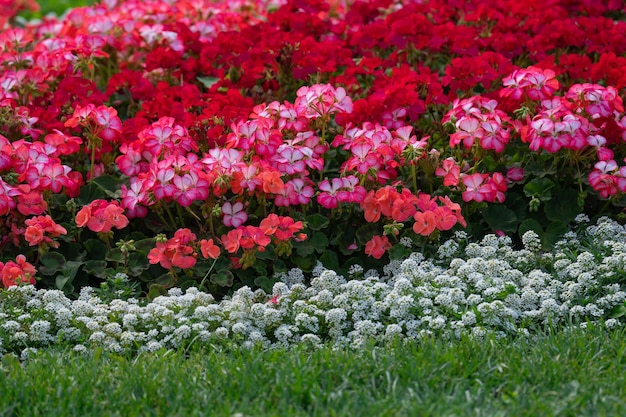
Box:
left=461, top=173, right=490, bottom=203
left=222, top=201, right=248, bottom=228
left=501, top=66, right=560, bottom=101
left=294, top=84, right=353, bottom=119
left=435, top=157, right=461, bottom=187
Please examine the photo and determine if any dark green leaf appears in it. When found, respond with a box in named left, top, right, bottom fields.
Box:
left=319, top=250, right=340, bottom=271
left=305, top=214, right=330, bottom=231
left=211, top=270, right=234, bottom=287
left=355, top=223, right=380, bottom=246
left=544, top=189, right=582, bottom=224
left=75, top=182, right=107, bottom=206
left=290, top=253, right=317, bottom=272
left=134, top=238, right=156, bottom=254
left=481, top=205, right=519, bottom=233
left=523, top=178, right=555, bottom=201
left=254, top=276, right=276, bottom=293
left=504, top=192, right=527, bottom=224
left=294, top=241, right=315, bottom=257
left=518, top=218, right=543, bottom=239
left=105, top=248, right=125, bottom=263
left=127, top=252, right=150, bottom=276
left=91, top=175, right=121, bottom=199
left=83, top=239, right=108, bottom=260
left=388, top=244, right=412, bottom=260
left=309, top=232, right=329, bottom=254
left=256, top=245, right=276, bottom=260
left=608, top=304, right=626, bottom=319
left=542, top=221, right=568, bottom=248
left=147, top=284, right=168, bottom=300
left=83, top=260, right=108, bottom=278
left=39, top=252, right=66, bottom=275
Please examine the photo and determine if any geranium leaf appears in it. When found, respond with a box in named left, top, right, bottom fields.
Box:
left=39, top=252, right=66, bottom=275
left=481, top=205, right=519, bottom=233
left=197, top=76, right=220, bottom=89
left=211, top=270, right=234, bottom=287
left=319, top=250, right=339, bottom=271
left=83, top=260, right=108, bottom=278
left=523, top=178, right=555, bottom=201
left=542, top=221, right=568, bottom=247
left=545, top=189, right=582, bottom=224
left=305, top=214, right=330, bottom=231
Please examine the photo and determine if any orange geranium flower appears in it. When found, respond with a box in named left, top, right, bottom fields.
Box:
left=200, top=239, right=221, bottom=260
left=259, top=170, right=284, bottom=194
left=364, top=235, right=392, bottom=259
left=413, top=210, right=437, bottom=236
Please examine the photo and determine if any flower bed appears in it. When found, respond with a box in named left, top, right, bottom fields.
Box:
left=2, top=216, right=625, bottom=357
left=1, top=0, right=626, bottom=304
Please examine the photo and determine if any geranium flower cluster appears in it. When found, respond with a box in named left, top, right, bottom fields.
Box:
left=443, top=66, right=626, bottom=204
left=0, top=216, right=624, bottom=358
left=2, top=0, right=626, bottom=294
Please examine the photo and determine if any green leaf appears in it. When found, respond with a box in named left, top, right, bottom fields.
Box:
left=197, top=76, right=220, bottom=89
left=91, top=175, right=121, bottom=199
left=518, top=218, right=543, bottom=239
left=75, top=182, right=107, bottom=206
left=340, top=257, right=365, bottom=276
left=147, top=283, right=168, bottom=300
left=544, top=189, right=582, bottom=224
left=388, top=243, right=412, bottom=260
left=294, top=240, right=316, bottom=257
left=309, top=232, right=329, bottom=254
left=254, top=276, right=275, bottom=293
left=105, top=248, right=125, bottom=263
left=319, top=250, right=340, bottom=271
left=608, top=304, right=626, bottom=319
left=256, top=245, right=276, bottom=260
left=504, top=192, right=527, bottom=223
left=330, top=223, right=357, bottom=255
left=127, top=252, right=150, bottom=276
left=523, top=178, right=555, bottom=201
left=290, top=253, right=317, bottom=272
left=134, top=238, right=156, bottom=254
left=61, top=261, right=82, bottom=280
left=273, top=259, right=287, bottom=273
left=355, top=223, right=379, bottom=246
left=39, top=252, right=66, bottom=275
left=211, top=270, right=234, bottom=287
left=83, top=239, right=108, bottom=260
left=305, top=214, right=330, bottom=231
left=481, top=205, right=519, bottom=233
left=55, top=260, right=82, bottom=291
left=83, top=260, right=108, bottom=278
left=542, top=221, right=568, bottom=248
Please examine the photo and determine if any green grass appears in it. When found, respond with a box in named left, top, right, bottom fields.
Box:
left=1, top=324, right=625, bottom=416
left=21, top=0, right=96, bottom=18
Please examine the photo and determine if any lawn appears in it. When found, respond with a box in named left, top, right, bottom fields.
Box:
left=2, top=324, right=625, bottom=416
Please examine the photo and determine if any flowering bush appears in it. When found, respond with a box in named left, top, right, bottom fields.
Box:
left=0, top=216, right=624, bottom=357
left=1, top=0, right=626, bottom=298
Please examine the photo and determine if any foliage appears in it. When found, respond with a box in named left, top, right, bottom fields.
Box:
left=1, top=325, right=625, bottom=416
left=1, top=0, right=626, bottom=297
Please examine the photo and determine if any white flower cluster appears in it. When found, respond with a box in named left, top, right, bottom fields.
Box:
left=1, top=217, right=625, bottom=357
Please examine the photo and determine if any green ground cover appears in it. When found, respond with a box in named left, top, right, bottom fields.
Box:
left=2, top=323, right=624, bottom=417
